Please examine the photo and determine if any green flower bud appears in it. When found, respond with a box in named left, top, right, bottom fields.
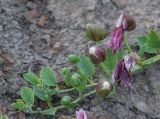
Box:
left=86, top=24, right=108, bottom=42
left=71, top=73, right=81, bottom=87
left=68, top=54, right=79, bottom=64
left=61, top=96, right=72, bottom=106
left=96, top=80, right=112, bottom=98
left=61, top=67, right=68, bottom=75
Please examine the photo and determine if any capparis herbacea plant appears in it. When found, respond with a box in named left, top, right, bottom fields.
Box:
left=10, top=11, right=160, bottom=118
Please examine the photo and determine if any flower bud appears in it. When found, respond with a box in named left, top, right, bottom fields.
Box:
left=72, top=73, right=81, bottom=87
left=123, top=13, right=136, bottom=31
left=96, top=80, right=112, bottom=98
left=116, top=12, right=136, bottom=31
left=61, top=96, right=72, bottom=106
left=86, top=24, right=108, bottom=42
left=61, top=67, right=68, bottom=75
left=68, top=54, right=80, bottom=64
left=76, top=108, right=95, bottom=119
left=89, top=46, right=106, bottom=64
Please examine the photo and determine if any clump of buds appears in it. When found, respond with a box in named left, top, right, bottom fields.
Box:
left=88, top=46, right=106, bottom=64
left=96, top=80, right=112, bottom=98
left=86, top=24, right=108, bottom=42
left=76, top=108, right=95, bottom=119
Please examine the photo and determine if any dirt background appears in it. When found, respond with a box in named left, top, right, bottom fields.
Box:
left=0, top=0, right=160, bottom=119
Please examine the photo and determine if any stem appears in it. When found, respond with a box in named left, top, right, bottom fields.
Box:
left=124, top=36, right=132, bottom=53
left=47, top=101, right=53, bottom=108
left=73, top=90, right=96, bottom=104
left=59, top=83, right=97, bottom=93
left=131, top=55, right=160, bottom=72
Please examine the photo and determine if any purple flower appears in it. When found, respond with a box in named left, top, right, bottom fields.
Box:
left=107, top=27, right=124, bottom=53
left=107, top=12, right=136, bottom=53
left=76, top=109, right=87, bottom=119
left=112, top=55, right=136, bottom=87
left=76, top=109, right=95, bottom=119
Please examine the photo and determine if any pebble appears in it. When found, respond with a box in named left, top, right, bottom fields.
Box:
left=84, top=0, right=97, bottom=11
left=135, top=102, right=150, bottom=113
left=37, top=15, right=48, bottom=27
left=52, top=42, right=63, bottom=53
left=26, top=1, right=37, bottom=9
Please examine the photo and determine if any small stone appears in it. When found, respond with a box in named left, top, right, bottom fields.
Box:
left=27, top=9, right=39, bottom=21
left=52, top=42, right=63, bottom=53
left=135, top=102, right=150, bottom=113
left=13, top=32, right=23, bottom=39
left=102, top=0, right=110, bottom=5
left=37, top=15, right=48, bottom=27
left=26, top=1, right=37, bottom=9
left=84, top=0, right=97, bottom=11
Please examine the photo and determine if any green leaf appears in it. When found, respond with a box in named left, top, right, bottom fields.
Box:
left=77, top=56, right=95, bottom=78
left=78, top=71, right=87, bottom=91
left=11, top=101, right=27, bottom=111
left=0, top=115, right=9, bottom=119
left=23, top=72, right=40, bottom=85
left=103, top=49, right=118, bottom=71
left=147, top=30, right=160, bottom=49
left=20, top=87, right=34, bottom=105
left=137, top=36, right=147, bottom=47
left=137, top=35, right=157, bottom=55
left=40, top=67, right=57, bottom=86
left=41, top=108, right=57, bottom=115
left=33, top=86, right=52, bottom=101
left=144, top=47, right=156, bottom=53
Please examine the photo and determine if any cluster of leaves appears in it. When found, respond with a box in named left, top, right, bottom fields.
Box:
left=137, top=30, right=160, bottom=56
left=11, top=55, right=98, bottom=115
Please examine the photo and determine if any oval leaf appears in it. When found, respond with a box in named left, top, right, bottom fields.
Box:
left=40, top=67, right=57, bottom=86
left=11, top=101, right=27, bottom=111
left=20, top=87, right=34, bottom=105
left=147, top=30, right=160, bottom=49
left=77, top=56, right=95, bottom=78
left=33, top=86, right=52, bottom=101
left=23, top=72, right=39, bottom=85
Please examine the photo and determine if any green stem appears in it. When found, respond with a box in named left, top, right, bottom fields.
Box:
left=131, top=55, right=160, bottom=72
left=73, top=90, right=96, bottom=104
left=47, top=101, right=53, bottom=108
left=124, top=36, right=132, bottom=53
left=59, top=83, right=97, bottom=93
